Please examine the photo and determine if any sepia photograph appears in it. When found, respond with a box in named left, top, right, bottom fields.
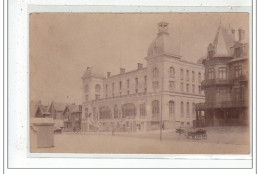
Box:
left=29, top=13, right=250, bottom=154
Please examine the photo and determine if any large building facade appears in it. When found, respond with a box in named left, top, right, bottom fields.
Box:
left=195, top=25, right=249, bottom=127
left=81, top=22, right=205, bottom=132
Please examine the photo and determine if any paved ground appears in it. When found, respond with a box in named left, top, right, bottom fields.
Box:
left=31, top=126, right=250, bottom=154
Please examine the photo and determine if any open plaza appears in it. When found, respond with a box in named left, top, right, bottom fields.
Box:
left=31, top=126, right=250, bottom=154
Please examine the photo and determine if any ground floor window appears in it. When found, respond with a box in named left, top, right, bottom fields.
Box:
left=140, top=104, right=146, bottom=116
left=169, top=101, right=175, bottom=118
left=99, top=106, right=112, bottom=119
left=114, top=105, right=119, bottom=119
left=122, top=103, right=136, bottom=118
left=152, top=100, right=160, bottom=117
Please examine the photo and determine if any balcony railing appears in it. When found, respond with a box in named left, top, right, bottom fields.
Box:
left=201, top=79, right=232, bottom=88
left=195, top=100, right=248, bottom=110
left=232, top=75, right=248, bottom=83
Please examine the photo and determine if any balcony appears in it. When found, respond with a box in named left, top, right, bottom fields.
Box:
left=201, top=79, right=232, bottom=89
left=232, top=75, right=248, bottom=84
left=196, top=100, right=248, bottom=110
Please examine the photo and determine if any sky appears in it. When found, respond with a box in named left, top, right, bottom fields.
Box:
left=29, top=13, right=249, bottom=105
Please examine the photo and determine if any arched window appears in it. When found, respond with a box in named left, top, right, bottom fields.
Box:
left=152, top=100, right=160, bottom=117
left=169, top=101, right=175, bottom=118
left=152, top=67, right=159, bottom=78
left=85, top=85, right=89, bottom=93
left=187, top=102, right=190, bottom=117
left=122, top=103, right=136, bottom=118
left=114, top=105, right=118, bottom=119
left=95, top=84, right=101, bottom=93
left=99, top=106, right=112, bottom=119
left=181, top=102, right=184, bottom=116
left=169, top=67, right=175, bottom=78
left=85, top=108, right=89, bottom=118
left=192, top=103, right=195, bottom=117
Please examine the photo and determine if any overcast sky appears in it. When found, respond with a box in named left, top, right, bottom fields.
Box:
left=29, top=13, right=249, bottom=105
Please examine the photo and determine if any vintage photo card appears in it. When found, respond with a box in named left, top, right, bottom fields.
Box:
left=29, top=12, right=250, bottom=154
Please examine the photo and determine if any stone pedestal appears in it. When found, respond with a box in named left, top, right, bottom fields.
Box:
left=30, top=118, right=54, bottom=148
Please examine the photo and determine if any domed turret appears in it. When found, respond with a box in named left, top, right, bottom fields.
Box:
left=147, top=22, right=180, bottom=58
left=82, top=66, right=105, bottom=79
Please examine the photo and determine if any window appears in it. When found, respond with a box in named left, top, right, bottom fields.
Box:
left=99, top=106, right=112, bottom=119
left=85, top=108, right=88, bottom=118
left=180, top=69, right=183, bottom=80
left=192, top=84, right=195, bottom=93
left=119, top=81, right=122, bottom=90
left=186, top=84, right=189, bottom=93
left=169, top=101, right=175, bottom=118
left=186, top=70, right=189, bottom=81
left=187, top=102, right=190, bottom=117
left=144, top=76, right=147, bottom=86
left=219, top=67, right=227, bottom=80
left=85, top=85, right=89, bottom=93
left=105, top=84, right=108, bottom=97
left=199, top=72, right=202, bottom=82
left=127, top=90, right=130, bottom=95
left=140, top=104, right=146, bottom=116
left=95, top=94, right=100, bottom=100
left=153, top=81, right=159, bottom=89
left=135, top=77, right=138, bottom=89
left=152, top=100, right=160, bottom=117
left=114, top=105, right=118, bottom=119
left=208, top=69, right=214, bottom=80
left=234, top=65, right=242, bottom=78
left=181, top=102, right=184, bottom=116
left=85, top=95, right=88, bottom=101
left=234, top=47, right=242, bottom=58
left=153, top=67, right=159, bottom=78
left=127, top=79, right=130, bottom=88
left=192, top=103, right=195, bottom=117
left=112, top=83, right=114, bottom=94
left=208, top=50, right=214, bottom=59
left=192, top=71, right=195, bottom=82
left=122, top=103, right=136, bottom=118
left=180, top=83, right=183, bottom=92
left=199, top=85, right=201, bottom=94
left=169, top=67, right=175, bottom=78
left=169, top=81, right=175, bottom=91
left=95, top=84, right=101, bottom=93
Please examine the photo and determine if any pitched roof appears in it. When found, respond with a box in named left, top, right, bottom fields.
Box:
left=30, top=100, right=42, bottom=117
left=212, top=25, right=235, bottom=57
left=37, top=105, right=50, bottom=115
left=50, top=102, right=69, bottom=112
left=66, top=104, right=82, bottom=113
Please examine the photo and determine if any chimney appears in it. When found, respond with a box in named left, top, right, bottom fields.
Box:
left=137, top=63, right=143, bottom=70
left=107, top=72, right=111, bottom=78
left=238, top=28, right=245, bottom=42
left=120, top=68, right=125, bottom=74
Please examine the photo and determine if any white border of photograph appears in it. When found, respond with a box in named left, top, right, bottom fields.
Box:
left=5, top=0, right=256, bottom=171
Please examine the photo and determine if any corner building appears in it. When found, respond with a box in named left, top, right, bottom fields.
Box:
left=81, top=22, right=205, bottom=132
left=195, top=24, right=249, bottom=127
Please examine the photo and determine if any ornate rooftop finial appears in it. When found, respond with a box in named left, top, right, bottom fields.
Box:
left=158, top=21, right=169, bottom=34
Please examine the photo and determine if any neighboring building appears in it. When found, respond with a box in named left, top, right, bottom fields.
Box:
left=63, top=104, right=82, bottom=131
left=30, top=100, right=42, bottom=118
left=81, top=22, right=205, bottom=132
left=48, top=102, right=68, bottom=128
left=35, top=105, right=50, bottom=118
left=195, top=24, right=249, bottom=127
